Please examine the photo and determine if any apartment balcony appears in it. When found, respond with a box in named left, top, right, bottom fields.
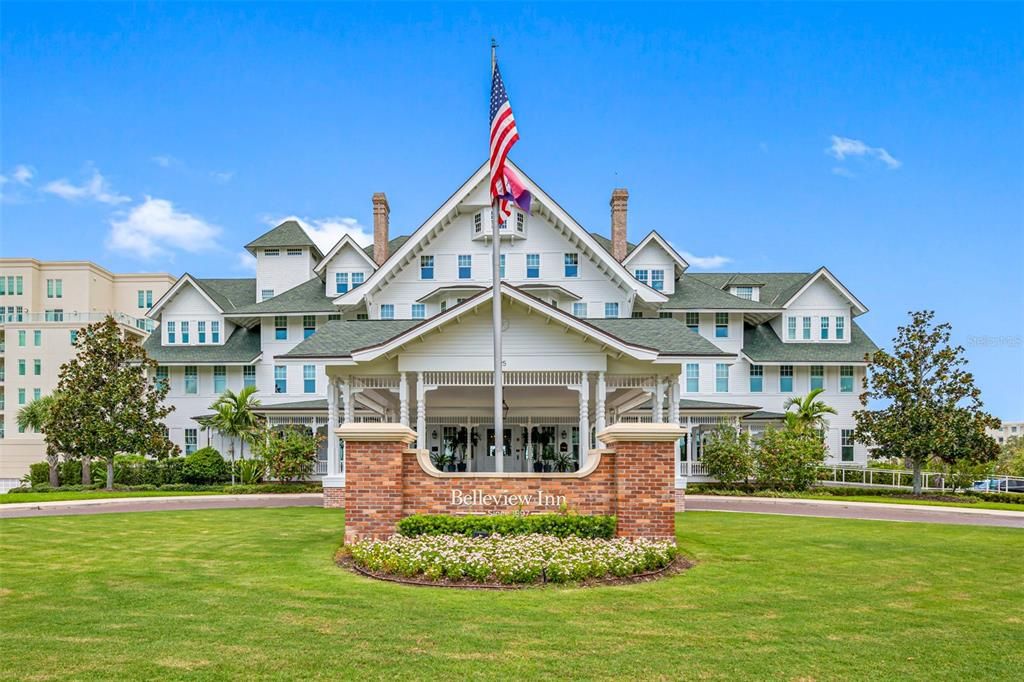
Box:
left=0, top=311, right=153, bottom=330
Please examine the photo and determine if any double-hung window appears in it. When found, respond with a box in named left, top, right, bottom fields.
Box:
left=33, top=359, right=41, bottom=376
left=274, top=366, right=287, bottom=394
left=651, top=270, right=665, bottom=291
left=840, top=366, right=854, bottom=393
left=303, top=365, right=316, bottom=393
left=198, top=321, right=206, bottom=344
left=380, top=304, right=395, bottom=320
left=155, top=366, right=169, bottom=391
left=411, top=304, right=425, bottom=320
left=351, top=272, right=365, bottom=288
left=810, top=365, right=825, bottom=391
left=572, top=302, right=587, bottom=318
left=184, top=366, right=197, bottom=394
left=564, top=253, right=579, bottom=278
left=211, top=321, right=220, bottom=343
left=17, top=331, right=25, bottom=346
left=499, top=254, right=506, bottom=279
left=835, top=316, right=845, bottom=340
left=715, top=313, right=729, bottom=338
left=458, top=255, right=472, bottom=280
left=420, top=255, right=434, bottom=280
left=634, top=269, right=648, bottom=285
left=735, top=286, right=753, bottom=300
left=686, top=312, right=699, bottom=333
left=787, top=316, right=797, bottom=340
left=69, top=329, right=77, bottom=345
left=780, top=365, right=794, bottom=392
left=686, top=363, right=699, bottom=393
left=167, top=321, right=176, bottom=344
left=17, top=360, right=25, bottom=375
left=48, top=279, right=63, bottom=298
left=213, top=365, right=227, bottom=393
left=335, top=272, right=349, bottom=294
left=802, top=316, right=811, bottom=340
left=185, top=429, right=198, bottom=455
left=261, top=289, right=274, bottom=301
left=18, top=388, right=26, bottom=405
left=749, top=365, right=763, bottom=393
left=274, top=316, right=287, bottom=341
left=33, top=330, right=41, bottom=346
left=526, top=254, right=540, bottom=279
left=841, top=429, right=855, bottom=462
left=604, top=302, right=619, bottom=319
left=820, top=317, right=829, bottom=340
left=137, top=289, right=151, bottom=307
left=180, top=321, right=190, bottom=344
left=715, top=363, right=729, bottom=392
left=243, top=366, right=256, bottom=389
left=303, top=315, right=316, bottom=339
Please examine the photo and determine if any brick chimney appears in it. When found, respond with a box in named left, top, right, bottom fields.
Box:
left=610, top=188, right=629, bottom=262
left=372, top=192, right=390, bottom=266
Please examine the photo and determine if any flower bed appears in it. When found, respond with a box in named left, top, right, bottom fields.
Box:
left=348, top=534, right=678, bottom=586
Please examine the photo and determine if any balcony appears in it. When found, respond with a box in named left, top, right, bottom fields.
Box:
left=0, top=311, right=151, bottom=329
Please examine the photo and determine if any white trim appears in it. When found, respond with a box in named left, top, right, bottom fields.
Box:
left=782, top=267, right=869, bottom=316
left=148, top=274, right=225, bottom=318
left=738, top=351, right=868, bottom=367
left=622, top=230, right=689, bottom=272
left=313, top=234, right=378, bottom=274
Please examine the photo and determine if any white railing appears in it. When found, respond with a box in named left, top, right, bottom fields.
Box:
left=314, top=459, right=328, bottom=476
left=0, top=311, right=149, bottom=327
left=606, top=375, right=655, bottom=389
left=679, top=461, right=709, bottom=477
left=422, top=371, right=584, bottom=387
left=353, top=375, right=400, bottom=390
left=818, top=465, right=1024, bottom=492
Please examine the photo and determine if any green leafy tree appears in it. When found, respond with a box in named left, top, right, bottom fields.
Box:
left=754, top=427, right=827, bottom=490
left=854, top=311, right=1000, bottom=494
left=997, top=437, right=1024, bottom=477
left=46, top=317, right=178, bottom=489
left=701, top=424, right=754, bottom=485
left=204, top=386, right=264, bottom=485
left=252, top=426, right=323, bottom=482
left=783, top=388, right=838, bottom=435
left=17, top=394, right=59, bottom=487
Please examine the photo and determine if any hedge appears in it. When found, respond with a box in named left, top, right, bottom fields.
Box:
left=687, top=483, right=1023, bottom=505
left=7, top=482, right=323, bottom=495
left=396, top=513, right=617, bottom=539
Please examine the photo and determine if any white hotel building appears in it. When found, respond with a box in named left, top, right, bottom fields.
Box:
left=143, top=161, right=878, bottom=485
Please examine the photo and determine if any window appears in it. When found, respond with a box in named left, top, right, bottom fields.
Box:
left=660, top=312, right=672, bottom=319
left=651, top=270, right=665, bottom=291
left=572, top=302, right=587, bottom=318
left=821, top=317, right=829, bottom=340
left=287, top=248, right=302, bottom=256
left=18, top=388, right=26, bottom=405
left=198, top=321, right=206, bottom=344
left=841, top=429, right=855, bottom=462
left=351, top=272, right=364, bottom=288
left=16, top=276, right=22, bottom=294
left=634, top=269, right=649, bottom=285
left=686, top=363, right=699, bottom=393
left=564, top=253, right=579, bottom=278
left=33, top=359, right=41, bottom=376
left=303, top=315, right=316, bottom=339
left=70, top=330, right=78, bottom=344
left=440, top=301, right=448, bottom=313
left=604, top=302, right=619, bottom=319
left=631, top=311, right=643, bottom=319
left=34, top=388, right=41, bottom=401
left=411, top=304, right=425, bottom=320
left=810, top=365, right=824, bottom=391
left=45, top=309, right=64, bottom=322
left=18, top=359, right=26, bottom=375
left=243, top=366, right=256, bottom=389
left=261, top=289, right=274, bottom=301
left=180, top=321, right=190, bottom=344
left=183, top=366, right=197, bottom=394
left=274, top=316, right=287, bottom=340
left=211, top=321, right=220, bottom=343
left=840, top=366, right=854, bottom=393
left=526, top=253, right=540, bottom=278
left=735, top=286, right=753, bottom=300
left=48, top=279, right=63, bottom=298
left=264, top=248, right=280, bottom=256
left=137, top=289, right=151, bottom=308
left=749, top=365, right=763, bottom=392
left=780, top=365, right=794, bottom=392
left=356, top=313, right=369, bottom=320
left=473, top=212, right=483, bottom=234
left=155, top=366, right=169, bottom=390
left=802, top=316, right=811, bottom=340
left=420, top=255, right=434, bottom=280
left=167, top=321, right=176, bottom=344
left=0, top=277, right=4, bottom=295
left=303, top=364, right=316, bottom=393
left=327, top=314, right=341, bottom=321
left=17, top=330, right=25, bottom=346
left=33, top=330, right=41, bottom=346
left=499, top=254, right=506, bottom=279
left=515, top=211, right=526, bottom=233
left=458, top=254, right=472, bottom=279
left=335, top=272, right=348, bottom=294
left=787, top=316, right=797, bottom=340
left=715, top=312, right=729, bottom=338
left=274, top=366, right=287, bottom=393
left=686, top=312, right=699, bottom=333
left=380, top=304, right=394, bottom=320
left=836, top=316, right=845, bottom=340
left=209, top=365, right=226, bottom=394
left=715, top=363, right=729, bottom=392
left=185, top=429, right=198, bottom=455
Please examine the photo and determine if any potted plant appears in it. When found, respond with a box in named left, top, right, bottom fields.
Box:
left=430, top=449, right=452, bottom=471
left=453, top=427, right=470, bottom=472
left=531, top=427, right=555, bottom=472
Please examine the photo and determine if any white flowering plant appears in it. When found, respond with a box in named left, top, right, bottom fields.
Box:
left=349, top=534, right=677, bottom=585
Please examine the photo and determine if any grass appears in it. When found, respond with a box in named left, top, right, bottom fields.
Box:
left=799, top=493, right=1024, bottom=512
left=1, top=509, right=1021, bottom=680
left=0, top=490, right=232, bottom=504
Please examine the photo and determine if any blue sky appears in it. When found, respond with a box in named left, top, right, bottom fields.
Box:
left=2, top=2, right=1022, bottom=418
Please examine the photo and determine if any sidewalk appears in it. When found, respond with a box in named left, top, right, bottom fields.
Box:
left=0, top=493, right=324, bottom=519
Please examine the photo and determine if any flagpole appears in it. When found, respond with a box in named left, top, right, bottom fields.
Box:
left=490, top=38, right=504, bottom=473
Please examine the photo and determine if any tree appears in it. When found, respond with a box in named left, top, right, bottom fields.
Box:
left=783, top=388, right=838, bottom=435
left=701, top=423, right=754, bottom=485
left=997, top=437, right=1024, bottom=477
left=754, top=427, right=827, bottom=490
left=854, top=310, right=1000, bottom=494
left=252, top=425, right=322, bottom=482
left=17, top=394, right=59, bottom=487
left=204, top=386, right=264, bottom=485
left=46, top=317, right=178, bottom=489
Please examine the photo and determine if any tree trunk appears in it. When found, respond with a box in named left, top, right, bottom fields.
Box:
left=82, top=455, right=91, bottom=485
left=106, top=459, right=115, bottom=490
left=912, top=459, right=923, bottom=495
left=48, top=454, right=59, bottom=488
left=230, top=441, right=236, bottom=486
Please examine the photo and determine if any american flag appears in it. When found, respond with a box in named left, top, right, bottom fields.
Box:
left=489, top=61, right=527, bottom=223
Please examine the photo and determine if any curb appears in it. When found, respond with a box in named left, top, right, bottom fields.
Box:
left=686, top=495, right=1024, bottom=517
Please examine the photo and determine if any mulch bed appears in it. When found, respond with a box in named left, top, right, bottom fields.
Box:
left=335, top=552, right=694, bottom=590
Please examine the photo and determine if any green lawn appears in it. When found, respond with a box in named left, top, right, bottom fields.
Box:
left=800, top=493, right=1024, bottom=512
left=2, top=509, right=1021, bottom=680
left=0, top=490, right=232, bottom=504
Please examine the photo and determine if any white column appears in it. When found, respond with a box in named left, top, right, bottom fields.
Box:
left=578, top=371, right=590, bottom=464
left=399, top=372, right=409, bottom=426
left=326, top=377, right=339, bottom=476
left=653, top=377, right=664, bottom=423
left=668, top=374, right=680, bottom=425
left=416, top=371, right=426, bottom=449
left=343, top=377, right=354, bottom=423
left=594, top=371, right=607, bottom=448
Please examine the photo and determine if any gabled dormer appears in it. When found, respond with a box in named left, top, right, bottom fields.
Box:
left=313, top=234, right=377, bottom=298
left=773, top=267, right=868, bottom=344
left=147, top=274, right=254, bottom=347
left=245, top=220, right=324, bottom=302
left=621, top=231, right=689, bottom=295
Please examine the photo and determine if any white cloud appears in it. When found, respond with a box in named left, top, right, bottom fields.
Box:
left=679, top=251, right=732, bottom=270
left=266, top=215, right=374, bottom=253
left=831, top=166, right=855, bottom=178
left=235, top=250, right=257, bottom=271
left=12, top=165, right=34, bottom=184
left=107, top=197, right=221, bottom=259
left=43, top=169, right=131, bottom=205
left=211, top=170, right=234, bottom=183
left=827, top=135, right=901, bottom=170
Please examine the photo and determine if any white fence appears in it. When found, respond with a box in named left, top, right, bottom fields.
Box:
left=818, top=465, right=1024, bottom=492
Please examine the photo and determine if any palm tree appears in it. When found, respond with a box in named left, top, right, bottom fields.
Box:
left=783, top=388, right=838, bottom=436
left=17, top=394, right=59, bottom=487
left=206, top=386, right=264, bottom=485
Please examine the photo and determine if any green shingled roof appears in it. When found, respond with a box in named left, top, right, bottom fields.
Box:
left=280, top=319, right=422, bottom=358
left=362, top=234, right=411, bottom=259
left=588, top=232, right=637, bottom=256
left=245, top=220, right=323, bottom=258
left=743, top=322, right=878, bottom=363
left=586, top=317, right=733, bottom=356
left=660, top=275, right=777, bottom=311
left=142, top=326, right=262, bottom=364
left=687, top=273, right=813, bottom=307
left=228, top=277, right=338, bottom=315
left=193, top=278, right=257, bottom=312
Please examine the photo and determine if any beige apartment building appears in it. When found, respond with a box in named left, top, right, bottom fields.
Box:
left=0, top=259, right=176, bottom=490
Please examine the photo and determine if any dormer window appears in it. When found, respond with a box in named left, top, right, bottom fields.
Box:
left=634, top=269, right=649, bottom=285
left=265, top=248, right=280, bottom=256
left=836, top=316, right=846, bottom=340
left=286, top=248, right=302, bottom=256
left=735, top=286, right=753, bottom=300
left=651, top=270, right=665, bottom=291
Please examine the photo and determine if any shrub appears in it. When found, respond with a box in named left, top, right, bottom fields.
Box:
left=236, top=458, right=265, bottom=485
left=945, top=459, right=992, bottom=493
left=58, top=459, right=106, bottom=486
left=181, top=447, right=230, bottom=484
left=28, top=462, right=51, bottom=487
left=701, top=425, right=754, bottom=485
left=229, top=483, right=322, bottom=494
left=113, top=454, right=148, bottom=486
left=397, top=513, right=617, bottom=539
left=754, top=428, right=827, bottom=491
left=252, top=427, right=322, bottom=482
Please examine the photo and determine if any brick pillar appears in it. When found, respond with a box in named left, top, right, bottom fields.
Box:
left=337, top=423, right=417, bottom=544
left=597, top=422, right=685, bottom=541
